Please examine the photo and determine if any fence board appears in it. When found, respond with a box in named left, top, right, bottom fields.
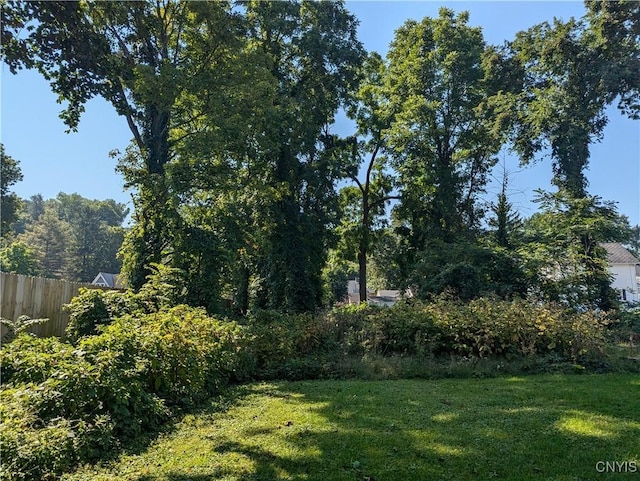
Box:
left=0, top=272, right=109, bottom=339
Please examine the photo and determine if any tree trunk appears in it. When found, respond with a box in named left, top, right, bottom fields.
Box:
left=359, top=198, right=370, bottom=303
left=358, top=247, right=367, bottom=303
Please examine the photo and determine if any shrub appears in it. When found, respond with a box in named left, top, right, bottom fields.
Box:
left=129, top=305, right=250, bottom=406
left=0, top=334, right=76, bottom=385
left=0, top=296, right=613, bottom=480
left=244, top=310, right=342, bottom=378
left=329, top=297, right=609, bottom=361
left=0, top=305, right=249, bottom=480
left=0, top=387, right=111, bottom=481
left=64, top=288, right=137, bottom=343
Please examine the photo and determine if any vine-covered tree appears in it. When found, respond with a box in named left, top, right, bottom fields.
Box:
left=239, top=0, right=364, bottom=312
left=489, top=1, right=639, bottom=199
left=585, top=0, right=640, bottom=119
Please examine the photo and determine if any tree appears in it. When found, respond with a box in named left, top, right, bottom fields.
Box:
left=491, top=2, right=639, bottom=200
left=2, top=1, right=260, bottom=290
left=382, top=9, right=503, bottom=294
left=0, top=241, right=39, bottom=276
left=19, top=204, right=74, bottom=279
left=506, top=19, right=612, bottom=198
left=520, top=190, right=629, bottom=310
left=336, top=52, right=399, bottom=302
left=487, top=168, right=523, bottom=250
left=56, top=193, right=128, bottom=282
left=585, top=0, right=640, bottom=119
left=0, top=144, right=23, bottom=236
left=625, top=225, right=640, bottom=258
left=239, top=0, right=364, bottom=312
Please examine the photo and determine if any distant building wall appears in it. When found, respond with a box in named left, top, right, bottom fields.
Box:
left=609, top=264, right=639, bottom=303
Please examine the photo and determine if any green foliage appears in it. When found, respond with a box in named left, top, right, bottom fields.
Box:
left=127, top=305, right=250, bottom=406
left=64, top=263, right=200, bottom=344
left=487, top=168, right=524, bottom=249
left=0, top=293, right=622, bottom=480
left=242, top=0, right=364, bottom=313
left=585, top=0, right=640, bottom=119
left=0, top=240, right=39, bottom=276
left=408, top=240, right=528, bottom=301
left=0, top=304, right=249, bottom=480
left=0, top=144, right=23, bottom=237
left=494, top=10, right=633, bottom=197
left=386, top=9, right=501, bottom=249
left=520, top=190, right=627, bottom=310
left=321, top=251, right=356, bottom=306
left=0, top=315, right=49, bottom=345
left=18, top=204, right=75, bottom=279
left=330, top=298, right=608, bottom=361
left=134, top=263, right=186, bottom=313
left=55, top=193, right=128, bottom=282
left=244, top=310, right=341, bottom=379
left=64, top=288, right=136, bottom=343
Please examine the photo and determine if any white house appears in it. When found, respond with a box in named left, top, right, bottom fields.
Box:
left=601, top=243, right=639, bottom=303
left=346, top=279, right=402, bottom=306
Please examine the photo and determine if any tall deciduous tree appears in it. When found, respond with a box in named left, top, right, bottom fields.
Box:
left=383, top=9, right=502, bottom=293
left=491, top=1, right=638, bottom=199
left=240, top=0, right=364, bottom=312
left=503, top=19, right=609, bottom=198
left=585, top=0, right=640, bottom=119
left=1, top=1, right=258, bottom=290
left=337, top=52, right=399, bottom=302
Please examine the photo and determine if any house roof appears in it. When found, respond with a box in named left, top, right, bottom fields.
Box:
left=91, top=272, right=124, bottom=288
left=601, top=243, right=639, bottom=265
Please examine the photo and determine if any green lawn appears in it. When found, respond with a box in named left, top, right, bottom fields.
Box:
left=64, top=374, right=639, bottom=481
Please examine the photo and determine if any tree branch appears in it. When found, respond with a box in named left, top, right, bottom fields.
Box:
left=370, top=194, right=401, bottom=209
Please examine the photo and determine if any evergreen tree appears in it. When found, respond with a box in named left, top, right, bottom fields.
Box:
left=20, top=205, right=74, bottom=279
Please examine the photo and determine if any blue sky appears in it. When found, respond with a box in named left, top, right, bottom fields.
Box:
left=1, top=1, right=638, bottom=225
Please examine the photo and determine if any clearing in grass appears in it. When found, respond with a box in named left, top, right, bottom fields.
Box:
left=64, top=374, right=639, bottom=481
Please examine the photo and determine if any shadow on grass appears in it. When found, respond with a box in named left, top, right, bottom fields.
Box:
left=127, top=375, right=639, bottom=481
left=100, top=384, right=257, bottom=465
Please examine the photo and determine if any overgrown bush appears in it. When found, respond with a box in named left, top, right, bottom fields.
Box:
left=64, top=264, right=190, bottom=344
left=128, top=305, right=250, bottom=406
left=243, top=309, right=342, bottom=379
left=64, top=288, right=137, bottom=343
left=0, top=295, right=615, bottom=480
left=0, top=305, right=249, bottom=481
left=329, top=297, right=609, bottom=361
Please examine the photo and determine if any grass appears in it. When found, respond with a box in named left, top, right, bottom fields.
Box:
left=63, top=374, right=639, bottom=481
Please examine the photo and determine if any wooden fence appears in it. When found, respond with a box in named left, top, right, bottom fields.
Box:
left=0, top=272, right=108, bottom=339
